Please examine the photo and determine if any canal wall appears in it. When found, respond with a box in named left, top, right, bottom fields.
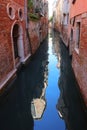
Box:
left=29, top=21, right=40, bottom=54
left=29, top=17, right=48, bottom=54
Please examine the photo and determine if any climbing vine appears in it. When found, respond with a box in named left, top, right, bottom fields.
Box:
left=28, top=13, right=40, bottom=21
left=27, top=0, right=33, bottom=10
left=27, top=0, right=40, bottom=21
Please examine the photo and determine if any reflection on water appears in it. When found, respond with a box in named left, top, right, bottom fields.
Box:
left=52, top=30, right=87, bottom=130
left=1, top=29, right=86, bottom=130
left=31, top=56, right=48, bottom=120
left=31, top=98, right=46, bottom=119
left=31, top=38, right=49, bottom=120
left=34, top=30, right=65, bottom=130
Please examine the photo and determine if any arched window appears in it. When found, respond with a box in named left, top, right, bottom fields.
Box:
left=18, top=9, right=23, bottom=20
left=12, top=24, right=19, bottom=59
left=9, top=7, right=12, bottom=16
left=7, top=4, right=15, bottom=19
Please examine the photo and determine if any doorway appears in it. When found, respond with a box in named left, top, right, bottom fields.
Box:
left=12, top=23, right=24, bottom=66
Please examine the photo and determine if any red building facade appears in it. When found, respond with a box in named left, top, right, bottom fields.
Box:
left=53, top=0, right=87, bottom=107
left=0, top=0, right=48, bottom=92
left=0, top=0, right=31, bottom=90
left=69, top=0, right=87, bottom=106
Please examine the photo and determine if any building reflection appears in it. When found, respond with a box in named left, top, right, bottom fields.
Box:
left=25, top=36, right=49, bottom=124
left=31, top=52, right=48, bottom=120
left=0, top=73, right=34, bottom=130
left=31, top=98, right=46, bottom=119
left=51, top=30, right=61, bottom=69
left=52, top=30, right=87, bottom=130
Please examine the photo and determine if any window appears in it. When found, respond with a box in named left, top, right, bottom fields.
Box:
left=12, top=24, right=19, bottom=59
left=72, top=0, right=76, bottom=4
left=70, top=29, right=73, bottom=41
left=75, top=22, right=80, bottom=52
left=7, top=4, right=15, bottom=19
left=18, top=9, right=23, bottom=20
left=70, top=17, right=75, bottom=26
left=63, top=13, right=69, bottom=25
left=67, top=14, right=69, bottom=24
left=63, top=14, right=66, bottom=25
left=9, top=7, right=12, bottom=16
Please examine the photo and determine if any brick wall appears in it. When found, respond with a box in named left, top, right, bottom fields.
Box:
left=14, top=0, right=24, bottom=6
left=0, top=1, right=14, bottom=83
left=0, top=0, right=48, bottom=89
left=29, top=17, right=48, bottom=54
left=72, top=15, right=87, bottom=106
left=0, top=0, right=26, bottom=86
left=70, top=0, right=87, bottom=18
left=62, top=25, right=68, bottom=47
left=29, top=21, right=40, bottom=54
left=40, top=17, right=48, bottom=41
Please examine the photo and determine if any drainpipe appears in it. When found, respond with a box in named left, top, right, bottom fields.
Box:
left=24, top=0, right=32, bottom=55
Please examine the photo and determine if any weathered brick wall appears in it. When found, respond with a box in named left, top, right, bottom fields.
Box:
left=62, top=25, right=68, bottom=47
left=14, top=0, right=24, bottom=6
left=0, top=0, right=48, bottom=88
left=29, top=21, right=40, bottom=54
left=53, top=22, right=62, bottom=33
left=0, top=1, right=14, bottom=82
left=72, top=15, right=87, bottom=106
left=70, top=0, right=87, bottom=18
left=0, top=0, right=25, bottom=85
left=40, top=17, right=48, bottom=42
left=29, top=17, right=48, bottom=54
left=24, top=30, right=31, bottom=57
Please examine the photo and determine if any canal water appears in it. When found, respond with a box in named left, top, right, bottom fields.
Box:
left=0, top=30, right=87, bottom=130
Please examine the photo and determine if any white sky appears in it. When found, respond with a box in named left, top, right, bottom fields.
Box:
left=48, top=0, right=57, bottom=17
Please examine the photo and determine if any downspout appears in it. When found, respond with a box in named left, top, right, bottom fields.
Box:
left=24, top=0, right=32, bottom=55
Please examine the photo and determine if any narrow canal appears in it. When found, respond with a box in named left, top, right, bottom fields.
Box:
left=0, top=30, right=87, bottom=130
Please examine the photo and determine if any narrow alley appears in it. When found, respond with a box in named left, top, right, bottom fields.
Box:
left=0, top=30, right=87, bottom=130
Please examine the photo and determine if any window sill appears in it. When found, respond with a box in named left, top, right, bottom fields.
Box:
left=75, top=48, right=79, bottom=54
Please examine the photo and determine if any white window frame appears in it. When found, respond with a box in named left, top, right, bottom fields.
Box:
left=75, top=22, right=81, bottom=54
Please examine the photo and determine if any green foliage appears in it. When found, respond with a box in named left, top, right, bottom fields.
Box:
left=27, top=0, right=33, bottom=9
left=28, top=13, right=40, bottom=21
left=27, top=0, right=40, bottom=22
left=49, top=16, right=53, bottom=22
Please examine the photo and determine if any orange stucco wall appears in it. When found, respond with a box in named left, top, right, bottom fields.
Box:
left=70, top=0, right=87, bottom=18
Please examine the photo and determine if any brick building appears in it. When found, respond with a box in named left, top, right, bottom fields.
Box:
left=53, top=0, right=69, bottom=46
left=53, top=0, right=63, bottom=32
left=0, top=0, right=32, bottom=90
left=33, top=0, right=48, bottom=41
left=61, top=0, right=69, bottom=46
left=69, top=0, right=87, bottom=106
left=53, top=0, right=87, bottom=107
left=28, top=0, right=48, bottom=54
left=0, top=0, right=48, bottom=91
